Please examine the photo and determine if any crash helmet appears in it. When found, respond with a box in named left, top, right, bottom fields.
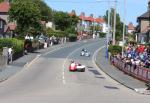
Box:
left=82, top=49, right=85, bottom=51
left=71, top=60, right=74, bottom=63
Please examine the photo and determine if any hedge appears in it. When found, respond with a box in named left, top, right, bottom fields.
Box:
left=108, top=45, right=122, bottom=55
left=0, top=38, right=24, bottom=54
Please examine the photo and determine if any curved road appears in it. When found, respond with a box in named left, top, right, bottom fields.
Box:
left=0, top=39, right=149, bottom=103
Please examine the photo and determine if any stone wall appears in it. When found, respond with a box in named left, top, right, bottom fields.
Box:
left=0, top=55, right=7, bottom=72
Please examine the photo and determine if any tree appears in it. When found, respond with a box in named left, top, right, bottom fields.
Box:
left=104, top=8, right=124, bottom=41
left=32, top=0, right=53, bottom=22
left=53, top=11, right=78, bottom=33
left=9, top=0, right=42, bottom=35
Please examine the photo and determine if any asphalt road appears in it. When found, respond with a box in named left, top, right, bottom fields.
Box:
left=0, top=39, right=149, bottom=103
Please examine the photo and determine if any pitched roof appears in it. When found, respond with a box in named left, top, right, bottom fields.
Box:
left=138, top=11, right=149, bottom=19
left=4, top=23, right=16, bottom=32
left=0, top=1, right=10, bottom=13
left=128, top=23, right=134, bottom=30
left=95, top=18, right=105, bottom=23
left=85, top=16, right=94, bottom=22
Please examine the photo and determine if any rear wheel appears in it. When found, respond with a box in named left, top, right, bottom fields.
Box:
left=81, top=68, right=85, bottom=72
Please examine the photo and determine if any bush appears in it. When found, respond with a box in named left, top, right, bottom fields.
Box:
left=0, top=38, right=24, bottom=54
left=108, top=45, right=122, bottom=55
left=68, top=34, right=77, bottom=42
left=99, top=32, right=106, bottom=38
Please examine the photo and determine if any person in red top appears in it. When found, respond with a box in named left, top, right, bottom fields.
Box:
left=69, top=60, right=77, bottom=71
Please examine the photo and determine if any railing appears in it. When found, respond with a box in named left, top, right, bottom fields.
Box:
left=110, top=56, right=150, bottom=82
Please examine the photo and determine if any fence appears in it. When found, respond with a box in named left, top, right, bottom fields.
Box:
left=0, top=55, right=7, bottom=72
left=110, top=56, right=150, bottom=82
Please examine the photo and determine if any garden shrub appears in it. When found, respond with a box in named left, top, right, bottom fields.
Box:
left=0, top=38, right=24, bottom=54
left=108, top=45, right=122, bottom=55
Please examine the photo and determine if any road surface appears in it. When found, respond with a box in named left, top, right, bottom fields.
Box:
left=0, top=39, right=149, bottom=103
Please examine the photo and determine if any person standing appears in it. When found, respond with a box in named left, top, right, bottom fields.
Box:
left=8, top=47, right=13, bottom=64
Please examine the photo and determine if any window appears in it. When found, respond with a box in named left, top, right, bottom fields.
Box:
left=0, top=20, right=3, bottom=29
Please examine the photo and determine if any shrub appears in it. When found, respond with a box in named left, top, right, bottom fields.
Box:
left=0, top=38, right=24, bottom=54
left=99, top=32, right=106, bottom=38
left=68, top=34, right=77, bottom=42
left=108, top=45, right=122, bottom=55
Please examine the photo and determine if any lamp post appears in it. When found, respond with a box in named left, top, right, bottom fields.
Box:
left=97, top=0, right=117, bottom=58
left=112, top=0, right=117, bottom=45
left=122, top=0, right=126, bottom=57
left=148, top=1, right=150, bottom=43
left=106, top=0, right=110, bottom=58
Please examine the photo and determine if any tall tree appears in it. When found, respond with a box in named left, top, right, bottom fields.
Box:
left=9, top=0, right=41, bottom=35
left=53, top=11, right=78, bottom=33
left=32, top=0, right=53, bottom=22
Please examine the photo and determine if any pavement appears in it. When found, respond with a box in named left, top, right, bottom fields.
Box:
left=95, top=47, right=148, bottom=92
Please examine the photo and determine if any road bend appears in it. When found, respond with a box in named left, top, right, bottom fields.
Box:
left=0, top=39, right=149, bottom=103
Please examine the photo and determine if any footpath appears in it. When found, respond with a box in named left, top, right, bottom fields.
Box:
left=0, top=44, right=66, bottom=82
left=95, top=47, right=147, bottom=90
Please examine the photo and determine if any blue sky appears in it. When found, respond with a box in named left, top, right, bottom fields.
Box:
left=44, top=0, right=149, bottom=26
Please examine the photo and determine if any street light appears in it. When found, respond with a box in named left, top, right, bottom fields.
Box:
left=113, top=0, right=117, bottom=45
left=122, top=0, right=126, bottom=57
left=97, top=0, right=117, bottom=58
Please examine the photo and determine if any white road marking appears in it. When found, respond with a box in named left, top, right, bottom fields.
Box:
left=62, top=41, right=101, bottom=85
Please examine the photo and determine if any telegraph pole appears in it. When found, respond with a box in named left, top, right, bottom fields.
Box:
left=122, top=0, right=126, bottom=57
left=106, top=0, right=110, bottom=58
left=113, top=0, right=117, bottom=45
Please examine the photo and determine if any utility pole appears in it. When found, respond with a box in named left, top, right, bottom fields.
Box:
left=113, top=0, right=117, bottom=45
left=106, top=0, right=110, bottom=58
left=122, top=0, right=126, bottom=57
left=93, top=15, right=96, bottom=36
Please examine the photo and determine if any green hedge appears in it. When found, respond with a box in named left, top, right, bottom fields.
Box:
left=68, top=34, right=77, bottom=42
left=99, top=32, right=106, bottom=38
left=108, top=45, right=122, bottom=55
left=0, top=38, right=24, bottom=54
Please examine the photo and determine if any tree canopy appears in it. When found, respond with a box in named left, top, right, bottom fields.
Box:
left=9, top=0, right=42, bottom=35
left=32, top=0, right=53, bottom=22
left=53, top=11, right=79, bottom=33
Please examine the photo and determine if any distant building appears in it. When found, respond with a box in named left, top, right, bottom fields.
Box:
left=136, top=1, right=150, bottom=43
left=68, top=10, right=107, bottom=38
left=127, top=22, right=135, bottom=34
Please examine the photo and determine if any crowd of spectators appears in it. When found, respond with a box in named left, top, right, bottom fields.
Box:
left=114, top=43, right=150, bottom=69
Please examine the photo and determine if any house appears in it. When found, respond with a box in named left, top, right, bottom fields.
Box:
left=136, top=1, right=150, bottom=43
left=0, top=17, right=6, bottom=37
left=0, top=0, right=16, bottom=38
left=76, top=11, right=106, bottom=36
left=127, top=22, right=135, bottom=34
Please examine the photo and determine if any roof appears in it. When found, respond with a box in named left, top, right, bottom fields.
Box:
left=85, top=16, right=94, bottom=22
left=95, top=18, right=105, bottom=23
left=128, top=23, right=134, bottom=30
left=138, top=11, right=149, bottom=20
left=0, top=1, right=10, bottom=13
left=4, top=23, right=16, bottom=32
left=0, top=17, right=5, bottom=21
